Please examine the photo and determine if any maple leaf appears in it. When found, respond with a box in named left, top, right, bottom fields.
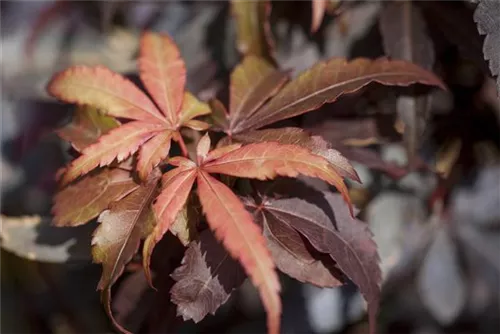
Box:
left=231, top=0, right=275, bottom=63
left=245, top=179, right=381, bottom=334
left=379, top=1, right=436, bottom=167
left=143, top=133, right=357, bottom=334
left=47, top=31, right=211, bottom=185
left=170, top=230, right=246, bottom=322
left=93, top=170, right=161, bottom=334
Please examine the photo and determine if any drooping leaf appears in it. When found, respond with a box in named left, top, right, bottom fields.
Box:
left=379, top=1, right=435, bottom=165
left=143, top=167, right=197, bottom=285
left=60, top=122, right=165, bottom=185
left=136, top=130, right=173, bottom=181
left=474, top=0, right=500, bottom=94
left=197, top=171, right=281, bottom=334
left=56, top=106, right=120, bottom=152
left=53, top=168, right=139, bottom=227
left=203, top=141, right=353, bottom=215
left=92, top=172, right=159, bottom=290
left=235, top=58, right=445, bottom=133
left=249, top=180, right=380, bottom=333
left=231, top=0, right=275, bottom=62
left=139, top=32, right=186, bottom=124
left=246, top=197, right=344, bottom=287
left=311, top=0, right=327, bottom=33
left=170, top=230, right=246, bottom=322
left=229, top=56, right=289, bottom=129
left=47, top=65, right=165, bottom=122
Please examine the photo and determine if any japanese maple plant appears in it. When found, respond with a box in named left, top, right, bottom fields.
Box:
left=48, top=31, right=444, bottom=334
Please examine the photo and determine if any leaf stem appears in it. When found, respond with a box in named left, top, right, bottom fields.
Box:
left=178, top=135, right=189, bottom=157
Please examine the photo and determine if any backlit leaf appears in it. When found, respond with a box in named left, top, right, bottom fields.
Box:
left=203, top=142, right=353, bottom=215
left=231, top=0, right=274, bottom=62
left=92, top=172, right=159, bottom=290
left=179, top=92, right=211, bottom=125
left=61, top=121, right=165, bottom=185
left=136, top=130, right=173, bottom=181
left=170, top=230, right=246, bottom=322
left=139, top=32, right=186, bottom=124
left=53, top=168, right=139, bottom=227
left=474, top=0, right=500, bottom=94
left=237, top=58, right=445, bottom=132
left=311, top=0, right=327, bottom=33
left=56, top=106, right=120, bottom=152
left=144, top=167, right=197, bottom=285
left=197, top=171, right=281, bottom=334
left=47, top=65, right=164, bottom=122
left=229, top=56, right=289, bottom=129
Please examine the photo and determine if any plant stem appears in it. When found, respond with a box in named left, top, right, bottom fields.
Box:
left=178, top=135, right=188, bottom=157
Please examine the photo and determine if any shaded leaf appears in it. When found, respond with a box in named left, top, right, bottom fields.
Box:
left=60, top=122, right=165, bottom=185
left=179, top=92, right=211, bottom=125
left=379, top=1, right=435, bottom=165
left=56, top=105, right=120, bottom=152
left=229, top=56, right=289, bottom=129
left=53, top=168, right=139, bottom=227
left=197, top=171, right=281, bottom=334
left=248, top=201, right=344, bottom=287
left=169, top=195, right=200, bottom=247
left=249, top=180, right=381, bottom=333
left=139, top=32, right=186, bottom=124
left=47, top=65, right=164, bottom=122
left=231, top=0, right=275, bottom=62
left=236, top=58, right=445, bottom=133
left=474, top=0, right=500, bottom=94
left=203, top=141, right=353, bottom=214
left=171, top=230, right=246, bottom=322
left=92, top=172, right=159, bottom=290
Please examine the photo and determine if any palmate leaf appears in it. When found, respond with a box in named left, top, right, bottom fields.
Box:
left=247, top=179, right=381, bottom=334
left=142, top=134, right=357, bottom=334
left=231, top=0, right=274, bottom=62
left=171, top=230, right=246, bottom=322
left=474, top=0, right=500, bottom=94
left=379, top=0, right=435, bottom=166
left=48, top=31, right=210, bottom=184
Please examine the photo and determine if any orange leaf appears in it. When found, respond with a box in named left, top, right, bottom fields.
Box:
left=137, top=130, right=173, bottom=181
left=311, top=0, right=327, bottom=33
left=202, top=142, right=353, bottom=215
left=229, top=56, right=288, bottom=128
left=237, top=57, right=446, bottom=132
left=139, top=32, right=186, bottom=124
left=61, top=121, right=164, bottom=185
left=197, top=171, right=281, bottom=334
left=139, top=32, right=186, bottom=125
left=144, top=168, right=197, bottom=285
left=178, top=92, right=211, bottom=125
left=47, top=65, right=164, bottom=122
